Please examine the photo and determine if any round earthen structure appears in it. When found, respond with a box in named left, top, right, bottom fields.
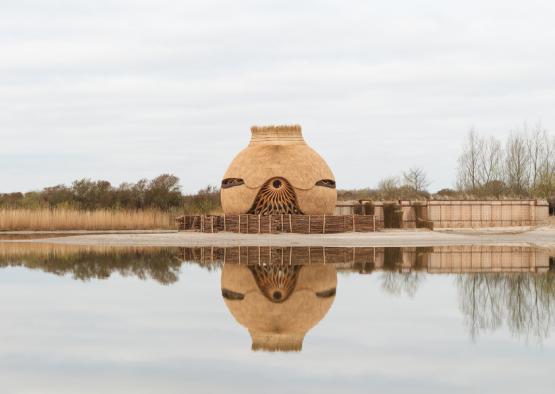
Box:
left=221, top=125, right=337, bottom=215
left=221, top=263, right=337, bottom=351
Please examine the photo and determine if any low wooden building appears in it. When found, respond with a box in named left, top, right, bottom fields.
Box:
left=334, top=199, right=549, bottom=229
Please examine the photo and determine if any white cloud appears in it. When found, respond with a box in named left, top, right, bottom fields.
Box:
left=1, top=0, right=555, bottom=192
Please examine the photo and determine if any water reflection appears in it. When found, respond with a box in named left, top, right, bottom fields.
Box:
left=222, top=263, right=336, bottom=351
left=458, top=273, right=555, bottom=341
left=0, top=244, right=183, bottom=284
left=0, top=243, right=554, bottom=347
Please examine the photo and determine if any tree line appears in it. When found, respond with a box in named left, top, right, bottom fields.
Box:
left=1, top=124, right=554, bottom=213
left=340, top=124, right=554, bottom=202
left=0, top=174, right=220, bottom=213
left=456, top=124, right=554, bottom=198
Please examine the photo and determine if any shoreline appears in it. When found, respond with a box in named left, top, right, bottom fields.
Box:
left=1, top=226, right=554, bottom=250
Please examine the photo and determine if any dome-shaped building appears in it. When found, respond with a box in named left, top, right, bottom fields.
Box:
left=221, top=263, right=337, bottom=351
left=221, top=125, right=337, bottom=215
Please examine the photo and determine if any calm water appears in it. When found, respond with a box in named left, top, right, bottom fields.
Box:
left=0, top=244, right=554, bottom=393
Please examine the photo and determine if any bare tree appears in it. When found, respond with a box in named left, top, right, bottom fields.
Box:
left=527, top=123, right=555, bottom=198
left=402, top=167, right=430, bottom=192
left=456, top=124, right=553, bottom=198
left=457, top=128, right=483, bottom=192
left=527, top=123, right=547, bottom=189
left=479, top=136, right=503, bottom=185
left=504, top=130, right=530, bottom=196
left=377, top=176, right=400, bottom=200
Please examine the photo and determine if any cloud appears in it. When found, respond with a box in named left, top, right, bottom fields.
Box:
left=1, top=0, right=555, bottom=192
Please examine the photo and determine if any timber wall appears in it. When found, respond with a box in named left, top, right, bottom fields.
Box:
left=336, top=199, right=549, bottom=229
left=422, top=200, right=549, bottom=228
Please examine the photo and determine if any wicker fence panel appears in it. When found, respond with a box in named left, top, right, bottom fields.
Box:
left=176, top=214, right=380, bottom=233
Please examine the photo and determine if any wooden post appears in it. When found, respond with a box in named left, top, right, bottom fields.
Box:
left=211, top=216, right=214, bottom=233
left=223, top=214, right=226, bottom=232
left=308, top=215, right=311, bottom=234
left=238, top=215, right=241, bottom=234
left=246, top=214, right=249, bottom=234
left=373, top=215, right=376, bottom=232
left=269, top=214, right=272, bottom=234
left=281, top=215, right=284, bottom=232
left=352, top=214, right=356, bottom=232
left=289, top=214, right=292, bottom=233
left=323, top=214, right=326, bottom=234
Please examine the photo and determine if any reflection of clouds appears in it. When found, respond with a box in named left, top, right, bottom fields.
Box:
left=0, top=245, right=554, bottom=392
left=457, top=273, right=555, bottom=342
left=2, top=243, right=554, bottom=343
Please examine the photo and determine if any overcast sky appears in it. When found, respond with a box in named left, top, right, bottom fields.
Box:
left=1, top=0, right=555, bottom=193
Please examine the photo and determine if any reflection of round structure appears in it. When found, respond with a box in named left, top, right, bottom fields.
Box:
left=221, top=264, right=337, bottom=352
left=221, top=125, right=337, bottom=215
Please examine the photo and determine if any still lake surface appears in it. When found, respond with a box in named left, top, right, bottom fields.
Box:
left=0, top=243, right=554, bottom=393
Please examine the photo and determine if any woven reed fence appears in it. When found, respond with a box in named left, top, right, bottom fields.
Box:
left=181, top=246, right=379, bottom=266
left=176, top=214, right=383, bottom=234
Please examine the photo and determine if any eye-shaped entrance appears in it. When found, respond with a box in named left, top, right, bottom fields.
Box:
left=248, top=177, right=303, bottom=215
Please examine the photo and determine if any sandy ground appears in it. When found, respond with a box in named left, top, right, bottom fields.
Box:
left=2, top=225, right=554, bottom=250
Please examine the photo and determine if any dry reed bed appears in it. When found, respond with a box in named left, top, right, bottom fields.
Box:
left=0, top=208, right=174, bottom=231
left=0, top=243, right=159, bottom=258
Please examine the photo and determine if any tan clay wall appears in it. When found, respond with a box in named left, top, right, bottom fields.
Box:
left=426, top=200, right=549, bottom=228
left=402, top=246, right=550, bottom=273
left=336, top=200, right=549, bottom=229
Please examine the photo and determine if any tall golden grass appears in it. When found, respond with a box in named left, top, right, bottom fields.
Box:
left=0, top=208, right=175, bottom=231
left=0, top=243, right=162, bottom=260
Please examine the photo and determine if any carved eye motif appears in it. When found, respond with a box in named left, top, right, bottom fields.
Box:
left=315, top=179, right=336, bottom=189
left=222, top=288, right=245, bottom=300
left=316, top=288, right=336, bottom=298
left=221, top=178, right=245, bottom=189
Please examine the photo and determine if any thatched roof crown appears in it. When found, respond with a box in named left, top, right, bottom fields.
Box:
left=250, top=125, right=304, bottom=145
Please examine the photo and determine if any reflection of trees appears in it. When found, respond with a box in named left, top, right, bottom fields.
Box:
left=0, top=246, right=184, bottom=285
left=457, top=273, right=555, bottom=341
left=380, top=247, right=428, bottom=297
left=381, top=272, right=424, bottom=297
